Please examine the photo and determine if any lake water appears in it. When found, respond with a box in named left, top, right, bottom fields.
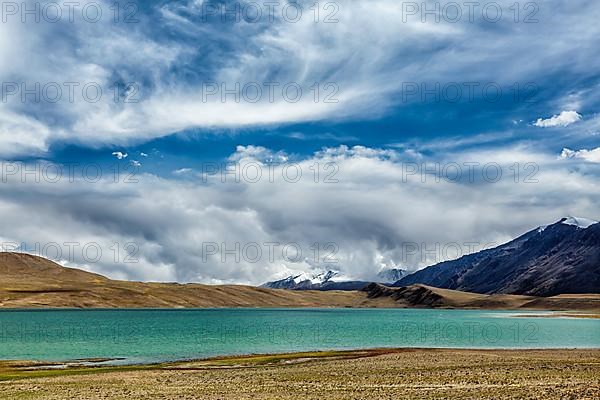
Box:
left=0, top=309, right=598, bottom=364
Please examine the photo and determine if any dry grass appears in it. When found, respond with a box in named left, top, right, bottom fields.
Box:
left=1, top=349, right=599, bottom=399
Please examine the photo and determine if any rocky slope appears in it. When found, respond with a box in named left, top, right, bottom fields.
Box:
left=395, top=217, right=600, bottom=296
left=363, top=283, right=600, bottom=310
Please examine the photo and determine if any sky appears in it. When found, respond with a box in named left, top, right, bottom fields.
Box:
left=0, top=0, right=599, bottom=284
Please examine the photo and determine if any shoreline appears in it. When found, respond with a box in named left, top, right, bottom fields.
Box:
left=1, top=306, right=599, bottom=313
left=2, top=347, right=600, bottom=379
left=510, top=311, right=600, bottom=319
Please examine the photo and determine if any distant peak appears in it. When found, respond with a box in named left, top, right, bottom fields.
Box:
left=537, top=216, right=598, bottom=233
left=376, top=268, right=407, bottom=283
left=559, top=216, right=598, bottom=229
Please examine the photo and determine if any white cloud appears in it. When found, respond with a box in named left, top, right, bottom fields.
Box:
left=534, top=111, right=582, bottom=128
left=112, top=152, right=128, bottom=160
left=0, top=145, right=598, bottom=284
left=228, top=145, right=289, bottom=163
left=560, top=147, right=600, bottom=163
left=0, top=110, right=52, bottom=156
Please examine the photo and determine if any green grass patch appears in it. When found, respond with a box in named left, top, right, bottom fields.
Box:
left=0, top=349, right=395, bottom=381
left=0, top=364, right=161, bottom=382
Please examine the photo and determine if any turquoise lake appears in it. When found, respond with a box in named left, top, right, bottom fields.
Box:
left=0, top=309, right=598, bottom=364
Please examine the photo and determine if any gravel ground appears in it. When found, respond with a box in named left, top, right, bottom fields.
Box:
left=1, top=349, right=599, bottom=399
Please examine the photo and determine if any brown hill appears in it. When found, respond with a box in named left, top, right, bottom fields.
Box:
left=363, top=283, right=600, bottom=311
left=1, top=253, right=599, bottom=311
left=0, top=253, right=396, bottom=308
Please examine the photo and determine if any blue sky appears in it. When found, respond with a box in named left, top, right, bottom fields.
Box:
left=3, top=0, right=599, bottom=164
left=0, top=0, right=599, bottom=283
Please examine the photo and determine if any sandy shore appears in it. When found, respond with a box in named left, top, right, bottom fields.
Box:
left=1, top=348, right=599, bottom=399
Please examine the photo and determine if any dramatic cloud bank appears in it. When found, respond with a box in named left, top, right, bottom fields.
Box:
left=1, top=1, right=599, bottom=285
left=1, top=145, right=598, bottom=284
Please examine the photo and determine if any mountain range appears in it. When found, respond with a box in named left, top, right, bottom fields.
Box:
left=1, top=252, right=598, bottom=310
left=262, top=217, right=599, bottom=296
left=1, top=216, right=598, bottom=308
left=394, top=217, right=600, bottom=296
left=261, top=268, right=407, bottom=290
left=0, top=253, right=390, bottom=308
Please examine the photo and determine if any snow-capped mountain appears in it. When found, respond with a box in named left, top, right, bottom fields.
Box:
left=262, top=270, right=342, bottom=290
left=395, top=217, right=600, bottom=296
left=539, top=216, right=598, bottom=232
left=262, top=268, right=411, bottom=290
left=262, top=270, right=372, bottom=290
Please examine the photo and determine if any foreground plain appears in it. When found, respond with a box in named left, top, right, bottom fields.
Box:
left=1, top=349, right=599, bottom=399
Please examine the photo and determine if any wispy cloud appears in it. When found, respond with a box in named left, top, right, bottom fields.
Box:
left=3, top=1, right=600, bottom=155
